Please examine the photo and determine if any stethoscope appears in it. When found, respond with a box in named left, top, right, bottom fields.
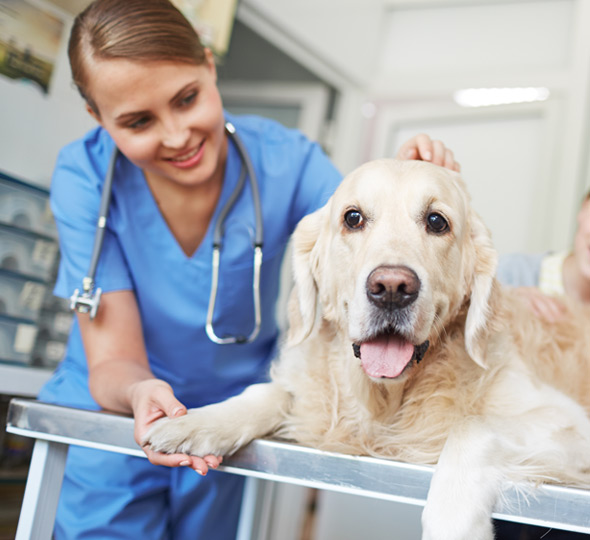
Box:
left=70, top=121, right=263, bottom=345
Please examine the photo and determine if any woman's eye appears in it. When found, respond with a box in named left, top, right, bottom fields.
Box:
left=426, top=212, right=449, bottom=234
left=128, top=116, right=152, bottom=130
left=179, top=91, right=197, bottom=107
left=344, top=209, right=365, bottom=230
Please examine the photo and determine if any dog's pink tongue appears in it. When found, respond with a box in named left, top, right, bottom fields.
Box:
left=360, top=335, right=414, bottom=378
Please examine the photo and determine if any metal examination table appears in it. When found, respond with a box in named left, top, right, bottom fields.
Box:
left=6, top=398, right=590, bottom=539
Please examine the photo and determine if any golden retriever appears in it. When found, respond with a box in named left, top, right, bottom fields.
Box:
left=146, top=159, right=590, bottom=540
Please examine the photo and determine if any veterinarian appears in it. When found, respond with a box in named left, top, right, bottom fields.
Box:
left=36, top=0, right=460, bottom=538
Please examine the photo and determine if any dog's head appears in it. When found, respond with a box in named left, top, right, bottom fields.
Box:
left=288, top=159, right=497, bottom=381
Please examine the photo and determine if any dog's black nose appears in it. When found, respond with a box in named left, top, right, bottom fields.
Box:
left=366, top=265, right=421, bottom=309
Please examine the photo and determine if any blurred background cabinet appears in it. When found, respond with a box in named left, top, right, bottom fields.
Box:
left=0, top=171, right=71, bottom=387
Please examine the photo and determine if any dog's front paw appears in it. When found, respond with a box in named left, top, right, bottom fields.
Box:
left=421, top=500, right=494, bottom=540
left=143, top=408, right=251, bottom=457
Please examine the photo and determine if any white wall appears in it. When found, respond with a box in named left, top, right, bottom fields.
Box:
left=373, top=1, right=573, bottom=94
left=313, top=492, right=424, bottom=540
left=242, top=0, right=383, bottom=89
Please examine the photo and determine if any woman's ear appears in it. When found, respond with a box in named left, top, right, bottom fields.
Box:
left=85, top=103, right=101, bottom=125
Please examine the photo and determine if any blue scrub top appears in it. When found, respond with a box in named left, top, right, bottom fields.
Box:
left=40, top=113, right=342, bottom=410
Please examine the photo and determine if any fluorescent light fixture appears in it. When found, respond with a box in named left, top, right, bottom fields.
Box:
left=453, top=87, right=550, bottom=108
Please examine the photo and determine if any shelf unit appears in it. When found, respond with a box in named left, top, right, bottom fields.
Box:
left=0, top=170, right=70, bottom=396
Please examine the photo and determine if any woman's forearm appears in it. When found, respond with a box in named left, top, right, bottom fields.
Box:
left=88, top=359, right=157, bottom=414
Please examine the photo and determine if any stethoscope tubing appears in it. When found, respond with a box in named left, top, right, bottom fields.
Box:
left=214, top=122, right=263, bottom=248
left=206, top=121, right=263, bottom=344
left=86, top=146, right=119, bottom=291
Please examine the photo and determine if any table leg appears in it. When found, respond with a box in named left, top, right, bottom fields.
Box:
left=15, top=439, right=69, bottom=540
left=236, top=476, right=276, bottom=540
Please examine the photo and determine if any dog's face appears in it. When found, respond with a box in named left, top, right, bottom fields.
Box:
left=290, top=159, right=497, bottom=382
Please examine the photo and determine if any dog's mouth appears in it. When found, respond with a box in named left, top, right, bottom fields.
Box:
left=352, top=333, right=429, bottom=379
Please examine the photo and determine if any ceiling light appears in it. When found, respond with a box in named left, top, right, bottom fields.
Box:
left=453, top=87, right=550, bottom=108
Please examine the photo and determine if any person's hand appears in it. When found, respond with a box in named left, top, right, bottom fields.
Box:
left=513, top=287, right=566, bottom=323
left=130, top=378, right=223, bottom=475
left=396, top=133, right=461, bottom=172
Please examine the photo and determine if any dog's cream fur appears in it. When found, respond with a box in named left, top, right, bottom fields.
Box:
left=146, top=159, right=590, bottom=540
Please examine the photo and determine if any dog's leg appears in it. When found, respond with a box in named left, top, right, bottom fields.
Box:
left=422, top=380, right=590, bottom=540
left=144, top=382, right=290, bottom=457
left=421, top=418, right=501, bottom=540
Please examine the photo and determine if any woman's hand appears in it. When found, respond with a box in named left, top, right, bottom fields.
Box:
left=130, top=378, right=223, bottom=475
left=396, top=133, right=461, bottom=172
left=78, top=291, right=222, bottom=474
left=513, top=286, right=566, bottom=323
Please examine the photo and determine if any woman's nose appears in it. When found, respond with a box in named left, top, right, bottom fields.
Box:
left=161, top=118, right=190, bottom=148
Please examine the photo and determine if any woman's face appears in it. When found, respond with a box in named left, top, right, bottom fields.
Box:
left=573, top=197, right=590, bottom=280
left=84, top=51, right=226, bottom=188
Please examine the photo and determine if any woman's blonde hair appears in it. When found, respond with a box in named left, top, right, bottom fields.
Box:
left=69, top=0, right=206, bottom=114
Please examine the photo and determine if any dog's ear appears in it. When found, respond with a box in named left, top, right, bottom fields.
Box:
left=464, top=208, right=498, bottom=368
left=286, top=207, right=326, bottom=346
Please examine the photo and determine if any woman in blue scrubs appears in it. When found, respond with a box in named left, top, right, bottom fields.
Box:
left=39, top=0, right=460, bottom=537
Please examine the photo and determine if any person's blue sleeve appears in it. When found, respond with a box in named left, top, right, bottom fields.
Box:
left=496, top=252, right=547, bottom=288
left=50, top=134, right=133, bottom=299
left=229, top=114, right=343, bottom=232
left=287, top=137, right=342, bottom=231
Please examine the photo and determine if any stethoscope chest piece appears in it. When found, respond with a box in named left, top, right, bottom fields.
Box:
left=70, top=283, right=102, bottom=320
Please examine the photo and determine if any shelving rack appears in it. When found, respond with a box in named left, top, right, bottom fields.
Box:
left=0, top=171, right=69, bottom=397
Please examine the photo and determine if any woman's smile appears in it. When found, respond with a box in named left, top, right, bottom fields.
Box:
left=166, top=139, right=206, bottom=169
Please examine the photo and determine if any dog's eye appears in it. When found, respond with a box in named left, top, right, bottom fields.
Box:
left=344, top=209, right=365, bottom=230
left=426, top=212, right=449, bottom=234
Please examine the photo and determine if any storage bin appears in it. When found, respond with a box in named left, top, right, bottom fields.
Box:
left=31, top=308, right=72, bottom=368
left=0, top=316, right=38, bottom=365
left=0, top=225, right=58, bottom=281
left=0, top=271, right=47, bottom=321
left=0, top=173, right=57, bottom=238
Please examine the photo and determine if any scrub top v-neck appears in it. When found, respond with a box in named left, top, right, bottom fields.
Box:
left=127, top=133, right=239, bottom=265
